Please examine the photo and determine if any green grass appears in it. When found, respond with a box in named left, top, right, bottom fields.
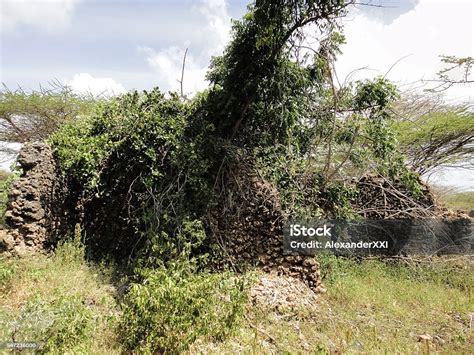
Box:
left=441, top=191, right=474, bottom=212
left=0, top=240, right=122, bottom=354
left=1, top=242, right=472, bottom=353
left=192, top=256, right=473, bottom=354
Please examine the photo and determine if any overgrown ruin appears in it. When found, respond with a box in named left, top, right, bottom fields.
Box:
left=0, top=1, right=472, bottom=294
left=1, top=141, right=471, bottom=290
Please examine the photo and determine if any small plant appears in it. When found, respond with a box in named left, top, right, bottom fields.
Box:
left=12, top=295, right=95, bottom=353
left=0, top=257, right=15, bottom=289
left=0, top=170, right=19, bottom=224
left=120, top=260, right=249, bottom=353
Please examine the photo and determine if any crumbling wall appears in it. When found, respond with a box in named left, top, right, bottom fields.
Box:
left=0, top=142, right=66, bottom=255
left=2, top=143, right=469, bottom=288
left=209, top=162, right=323, bottom=291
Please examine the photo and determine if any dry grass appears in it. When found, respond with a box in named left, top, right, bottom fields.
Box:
left=1, top=241, right=472, bottom=353
left=432, top=185, right=474, bottom=212
left=192, top=256, right=473, bottom=353
left=0, top=241, right=122, bottom=354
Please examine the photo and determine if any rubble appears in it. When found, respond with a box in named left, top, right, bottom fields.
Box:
left=249, top=273, right=322, bottom=313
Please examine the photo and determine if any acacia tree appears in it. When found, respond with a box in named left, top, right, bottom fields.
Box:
left=391, top=53, right=474, bottom=175
left=393, top=101, right=474, bottom=174
left=0, top=82, right=98, bottom=158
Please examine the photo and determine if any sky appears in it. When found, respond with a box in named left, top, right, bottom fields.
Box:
left=0, top=0, right=473, bottom=189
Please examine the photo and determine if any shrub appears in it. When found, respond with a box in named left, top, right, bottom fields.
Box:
left=120, top=260, right=248, bottom=353
left=12, top=295, right=95, bottom=353
left=49, top=89, right=216, bottom=260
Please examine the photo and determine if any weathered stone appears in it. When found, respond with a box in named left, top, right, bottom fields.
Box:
left=210, top=162, right=322, bottom=290
left=2, top=142, right=61, bottom=255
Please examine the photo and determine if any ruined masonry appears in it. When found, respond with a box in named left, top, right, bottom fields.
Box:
left=0, top=142, right=59, bottom=255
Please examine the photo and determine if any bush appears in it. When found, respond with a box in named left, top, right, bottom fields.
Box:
left=49, top=89, right=216, bottom=260
left=120, top=260, right=248, bottom=353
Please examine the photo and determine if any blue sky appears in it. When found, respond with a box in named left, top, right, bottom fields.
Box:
left=0, top=0, right=473, bottom=189
left=1, top=0, right=248, bottom=93
left=1, top=0, right=472, bottom=99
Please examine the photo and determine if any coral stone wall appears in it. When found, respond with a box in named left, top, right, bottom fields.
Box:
left=210, top=163, right=323, bottom=291
left=1, top=142, right=60, bottom=255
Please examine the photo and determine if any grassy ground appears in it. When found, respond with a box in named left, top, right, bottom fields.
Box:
left=0, top=240, right=122, bottom=354
left=0, top=242, right=472, bottom=353
left=194, top=257, right=473, bottom=353
left=432, top=184, right=473, bottom=213
left=441, top=191, right=474, bottom=213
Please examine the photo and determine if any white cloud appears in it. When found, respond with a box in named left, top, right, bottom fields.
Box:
left=68, top=73, right=126, bottom=96
left=199, top=0, right=231, bottom=57
left=139, top=46, right=208, bottom=94
left=335, top=0, right=474, bottom=103
left=139, top=0, right=231, bottom=95
left=1, top=0, right=80, bottom=33
left=355, top=0, right=420, bottom=25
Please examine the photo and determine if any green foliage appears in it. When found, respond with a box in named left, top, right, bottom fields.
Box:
left=352, top=78, right=400, bottom=163
left=254, top=146, right=323, bottom=218
left=394, top=107, right=474, bottom=173
left=206, top=0, right=349, bottom=143
left=48, top=114, right=115, bottom=189
left=124, top=218, right=249, bottom=353
left=51, top=90, right=191, bottom=189
left=0, top=170, right=18, bottom=224
left=50, top=89, right=216, bottom=261
left=136, top=218, right=209, bottom=270
left=323, top=181, right=359, bottom=218
left=336, top=78, right=424, bottom=194
left=353, top=77, right=399, bottom=119
left=120, top=260, right=249, bottom=353
left=0, top=83, right=98, bottom=149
